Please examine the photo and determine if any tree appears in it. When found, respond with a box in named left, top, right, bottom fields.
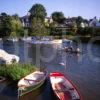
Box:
left=29, top=4, right=48, bottom=36
left=77, top=27, right=93, bottom=36
left=12, top=14, right=19, bottom=20
left=51, top=12, right=65, bottom=24
left=76, top=16, right=84, bottom=28
left=28, top=18, right=48, bottom=36
left=29, top=4, right=47, bottom=21
left=0, top=13, right=12, bottom=37
left=10, top=14, right=23, bottom=37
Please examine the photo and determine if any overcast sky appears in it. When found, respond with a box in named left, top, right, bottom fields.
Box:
left=0, top=0, right=100, bottom=19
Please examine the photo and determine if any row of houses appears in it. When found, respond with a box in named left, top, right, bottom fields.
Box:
left=20, top=14, right=100, bottom=28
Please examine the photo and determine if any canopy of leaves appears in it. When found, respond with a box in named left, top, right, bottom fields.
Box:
left=0, top=13, right=12, bottom=37
left=29, top=4, right=47, bottom=21
left=76, top=16, right=88, bottom=28
left=0, top=13, right=24, bottom=37
left=51, top=12, right=65, bottom=24
left=10, top=14, right=23, bottom=37
left=77, top=27, right=93, bottom=36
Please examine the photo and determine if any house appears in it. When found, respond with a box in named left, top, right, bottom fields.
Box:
left=20, top=13, right=53, bottom=28
left=20, top=13, right=30, bottom=27
left=89, top=17, right=100, bottom=27
left=45, top=17, right=53, bottom=23
left=80, top=22, right=88, bottom=28
left=64, top=17, right=77, bottom=30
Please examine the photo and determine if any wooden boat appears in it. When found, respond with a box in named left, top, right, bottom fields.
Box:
left=18, top=71, right=47, bottom=97
left=50, top=72, right=82, bottom=100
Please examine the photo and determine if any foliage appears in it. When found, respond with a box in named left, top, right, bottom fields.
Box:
left=0, top=13, right=24, bottom=38
left=94, top=27, right=100, bottom=36
left=77, top=27, right=93, bottom=36
left=51, top=12, right=65, bottom=24
left=10, top=14, right=23, bottom=37
left=66, top=31, right=75, bottom=35
left=28, top=18, right=49, bottom=36
left=76, top=16, right=84, bottom=28
left=0, top=63, right=36, bottom=80
left=0, top=13, right=12, bottom=37
left=50, top=25, right=76, bottom=36
left=50, top=27, right=63, bottom=36
left=49, top=21, right=58, bottom=27
left=76, top=16, right=88, bottom=28
left=28, top=4, right=48, bottom=36
left=29, top=3, right=47, bottom=21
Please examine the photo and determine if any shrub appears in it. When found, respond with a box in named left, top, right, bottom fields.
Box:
left=0, top=63, right=36, bottom=80
left=77, top=27, right=93, bottom=36
left=94, top=27, right=100, bottom=36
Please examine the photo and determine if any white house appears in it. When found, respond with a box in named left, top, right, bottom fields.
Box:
left=89, top=17, right=100, bottom=27
left=45, top=17, right=53, bottom=23
left=80, top=22, right=88, bottom=28
left=20, top=13, right=30, bottom=27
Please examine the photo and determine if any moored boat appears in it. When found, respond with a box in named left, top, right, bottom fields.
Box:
left=18, top=71, right=47, bottom=97
left=50, top=72, right=82, bottom=100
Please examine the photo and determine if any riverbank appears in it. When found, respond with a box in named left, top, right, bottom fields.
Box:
left=61, top=35, right=100, bottom=43
left=1, top=35, right=100, bottom=44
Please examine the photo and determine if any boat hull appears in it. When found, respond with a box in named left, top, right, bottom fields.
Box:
left=50, top=72, right=82, bottom=100
left=18, top=71, right=47, bottom=97
left=18, top=79, right=45, bottom=96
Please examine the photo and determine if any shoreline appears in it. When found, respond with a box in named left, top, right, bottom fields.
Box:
left=1, top=35, right=100, bottom=44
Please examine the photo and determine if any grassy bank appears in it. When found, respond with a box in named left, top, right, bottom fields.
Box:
left=0, top=63, right=36, bottom=81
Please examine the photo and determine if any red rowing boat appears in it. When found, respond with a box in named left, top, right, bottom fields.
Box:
left=50, top=72, right=82, bottom=100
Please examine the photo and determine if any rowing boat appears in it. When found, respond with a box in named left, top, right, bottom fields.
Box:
left=50, top=72, right=82, bottom=100
left=18, top=71, right=47, bottom=97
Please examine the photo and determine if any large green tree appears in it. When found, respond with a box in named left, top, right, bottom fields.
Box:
left=29, top=4, right=48, bottom=36
left=29, top=4, right=47, bottom=21
left=0, top=13, right=24, bottom=38
left=0, top=13, right=12, bottom=37
left=51, top=12, right=65, bottom=24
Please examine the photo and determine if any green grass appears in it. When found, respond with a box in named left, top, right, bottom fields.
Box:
left=0, top=63, right=36, bottom=81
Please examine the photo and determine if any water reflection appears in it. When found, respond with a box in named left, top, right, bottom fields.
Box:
left=0, top=40, right=100, bottom=100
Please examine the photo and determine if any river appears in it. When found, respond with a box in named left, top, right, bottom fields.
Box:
left=0, top=39, right=100, bottom=100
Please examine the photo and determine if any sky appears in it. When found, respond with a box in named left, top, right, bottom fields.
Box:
left=0, top=0, right=100, bottom=19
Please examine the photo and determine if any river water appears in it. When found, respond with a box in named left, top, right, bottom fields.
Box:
left=0, top=40, right=100, bottom=100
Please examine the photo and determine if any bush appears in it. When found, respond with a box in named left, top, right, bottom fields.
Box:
left=66, top=31, right=75, bottom=35
left=50, top=27, right=63, bottom=36
left=77, top=27, right=93, bottom=36
left=0, top=63, right=36, bottom=80
left=94, top=27, right=100, bottom=36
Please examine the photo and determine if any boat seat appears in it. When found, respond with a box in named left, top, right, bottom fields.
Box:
left=54, top=83, right=74, bottom=93
left=54, top=83, right=72, bottom=100
left=24, top=78, right=40, bottom=83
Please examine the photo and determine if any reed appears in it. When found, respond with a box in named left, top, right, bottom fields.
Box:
left=0, top=63, right=36, bottom=80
